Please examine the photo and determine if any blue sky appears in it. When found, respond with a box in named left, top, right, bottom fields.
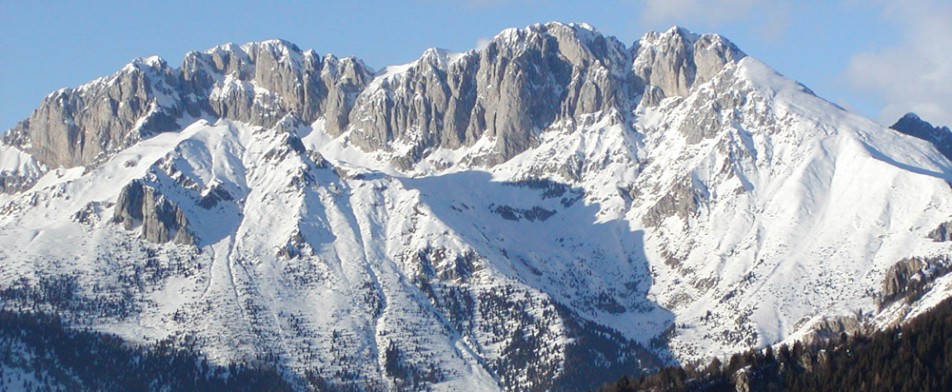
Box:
left=1, top=0, right=950, bottom=130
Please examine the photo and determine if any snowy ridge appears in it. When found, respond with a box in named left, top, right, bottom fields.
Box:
left=629, top=57, right=952, bottom=359
left=2, top=23, right=952, bottom=391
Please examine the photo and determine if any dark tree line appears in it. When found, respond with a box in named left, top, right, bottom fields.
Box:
left=600, top=296, right=952, bottom=392
left=0, top=310, right=292, bottom=391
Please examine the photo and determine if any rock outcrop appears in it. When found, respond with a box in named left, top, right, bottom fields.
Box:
left=928, top=220, right=952, bottom=242
left=804, top=315, right=871, bottom=345
left=114, top=179, right=194, bottom=245
left=464, top=23, right=633, bottom=163
left=642, top=175, right=708, bottom=227
left=880, top=256, right=952, bottom=307
left=882, top=258, right=927, bottom=298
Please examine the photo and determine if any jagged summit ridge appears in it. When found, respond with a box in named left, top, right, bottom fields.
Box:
left=1, top=37, right=373, bottom=175
left=1, top=23, right=744, bottom=186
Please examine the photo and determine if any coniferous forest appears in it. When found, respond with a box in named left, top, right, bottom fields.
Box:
left=0, top=310, right=291, bottom=391
left=2, top=296, right=950, bottom=390
left=600, top=297, right=952, bottom=392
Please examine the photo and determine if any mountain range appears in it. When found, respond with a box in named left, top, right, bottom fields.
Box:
left=1, top=22, right=951, bottom=391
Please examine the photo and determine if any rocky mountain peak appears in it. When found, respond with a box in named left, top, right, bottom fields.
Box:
left=891, top=112, right=949, bottom=135
left=897, top=112, right=924, bottom=123
left=634, top=26, right=745, bottom=105
left=246, top=38, right=301, bottom=52
left=343, top=21, right=640, bottom=168
left=2, top=53, right=184, bottom=171
left=890, top=112, right=952, bottom=161
left=488, top=21, right=628, bottom=67
left=416, top=47, right=468, bottom=69
left=640, top=25, right=699, bottom=44
left=122, top=55, right=172, bottom=74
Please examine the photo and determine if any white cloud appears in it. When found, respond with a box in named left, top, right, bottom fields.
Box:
left=637, top=0, right=793, bottom=42
left=640, top=0, right=762, bottom=25
left=846, top=0, right=952, bottom=126
left=475, top=37, right=492, bottom=51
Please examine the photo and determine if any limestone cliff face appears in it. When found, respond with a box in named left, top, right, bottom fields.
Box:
left=181, top=40, right=372, bottom=133
left=468, top=23, right=635, bottom=163
left=882, top=258, right=927, bottom=297
left=4, top=40, right=371, bottom=173
left=3, top=57, right=184, bottom=169
left=348, top=48, right=481, bottom=158
left=880, top=256, right=952, bottom=307
left=3, top=24, right=744, bottom=176
left=114, top=179, right=194, bottom=245
left=339, top=24, right=744, bottom=172
left=633, top=27, right=745, bottom=106
left=348, top=23, right=639, bottom=166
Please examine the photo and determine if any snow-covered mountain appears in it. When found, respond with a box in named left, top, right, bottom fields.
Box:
left=1, top=22, right=951, bottom=391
